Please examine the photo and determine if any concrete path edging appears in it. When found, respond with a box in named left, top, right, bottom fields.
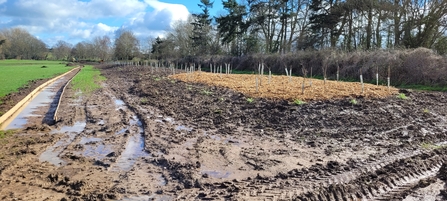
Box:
left=0, top=67, right=80, bottom=128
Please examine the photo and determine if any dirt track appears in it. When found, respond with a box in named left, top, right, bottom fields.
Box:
left=1, top=64, right=447, bottom=200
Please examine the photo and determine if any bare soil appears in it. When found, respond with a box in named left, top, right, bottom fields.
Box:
left=1, top=64, right=447, bottom=200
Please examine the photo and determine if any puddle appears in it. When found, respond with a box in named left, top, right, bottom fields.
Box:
left=155, top=173, right=167, bottom=186
left=122, top=195, right=173, bottom=201
left=111, top=115, right=149, bottom=171
left=51, top=121, right=86, bottom=134
left=82, top=144, right=114, bottom=160
left=176, top=125, right=192, bottom=132
left=40, top=122, right=86, bottom=166
left=80, top=137, right=102, bottom=144
left=202, top=169, right=231, bottom=179
left=39, top=133, right=77, bottom=166
left=164, top=117, right=174, bottom=123
left=115, top=99, right=125, bottom=110
left=209, top=135, right=221, bottom=141
left=2, top=80, right=63, bottom=130
left=117, top=127, right=128, bottom=135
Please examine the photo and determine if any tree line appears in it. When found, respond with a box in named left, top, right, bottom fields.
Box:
left=155, top=0, right=447, bottom=59
left=1, top=0, right=446, bottom=62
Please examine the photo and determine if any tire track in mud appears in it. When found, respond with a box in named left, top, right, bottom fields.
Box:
left=255, top=150, right=444, bottom=201
left=97, top=65, right=447, bottom=200
left=180, top=147, right=445, bottom=200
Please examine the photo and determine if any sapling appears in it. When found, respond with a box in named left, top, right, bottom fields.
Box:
left=309, top=66, right=313, bottom=87
left=360, top=68, right=364, bottom=94
left=261, top=63, right=265, bottom=77
left=151, top=63, right=154, bottom=74
left=322, top=56, right=328, bottom=90
left=387, top=65, right=391, bottom=91
left=375, top=63, right=379, bottom=86
left=301, top=65, right=308, bottom=95
left=336, top=63, right=340, bottom=82
left=289, top=66, right=292, bottom=82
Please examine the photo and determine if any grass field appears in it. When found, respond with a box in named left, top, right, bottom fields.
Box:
left=0, top=60, right=74, bottom=98
left=71, top=65, right=106, bottom=94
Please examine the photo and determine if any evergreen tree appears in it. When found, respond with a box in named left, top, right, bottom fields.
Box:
left=191, top=0, right=214, bottom=56
left=216, top=0, right=248, bottom=56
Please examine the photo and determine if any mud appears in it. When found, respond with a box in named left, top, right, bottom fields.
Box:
left=1, top=64, right=447, bottom=200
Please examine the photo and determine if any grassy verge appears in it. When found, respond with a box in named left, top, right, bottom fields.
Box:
left=0, top=60, right=73, bottom=98
left=0, top=129, right=14, bottom=139
left=398, top=84, right=447, bottom=92
left=71, top=65, right=106, bottom=94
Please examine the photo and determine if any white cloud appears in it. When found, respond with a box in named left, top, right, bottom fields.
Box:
left=0, top=0, right=190, bottom=46
left=124, top=0, right=190, bottom=39
left=145, top=0, right=190, bottom=24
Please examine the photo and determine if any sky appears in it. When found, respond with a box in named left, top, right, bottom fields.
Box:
left=0, top=0, right=224, bottom=47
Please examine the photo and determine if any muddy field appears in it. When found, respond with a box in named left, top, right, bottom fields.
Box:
left=1, top=64, right=447, bottom=200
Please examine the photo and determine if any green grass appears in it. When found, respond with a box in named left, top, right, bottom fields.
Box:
left=421, top=142, right=444, bottom=150
left=293, top=99, right=306, bottom=105
left=0, top=60, right=73, bottom=98
left=397, top=93, right=408, bottom=100
left=200, top=89, right=213, bottom=95
left=71, top=66, right=106, bottom=94
left=350, top=99, right=358, bottom=105
left=246, top=97, right=254, bottom=103
left=398, top=84, right=447, bottom=92
left=0, top=129, right=14, bottom=139
left=140, top=97, right=148, bottom=104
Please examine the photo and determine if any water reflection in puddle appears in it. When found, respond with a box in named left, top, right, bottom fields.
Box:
left=156, top=174, right=167, bottom=186
left=115, top=99, right=125, bottom=110
left=176, top=125, right=192, bottom=132
left=82, top=144, right=113, bottom=160
left=117, top=127, right=128, bottom=135
left=51, top=121, right=86, bottom=134
left=80, top=137, right=102, bottom=144
left=40, top=122, right=86, bottom=166
left=39, top=133, right=76, bottom=166
left=122, top=195, right=173, bottom=201
left=3, top=80, right=63, bottom=130
left=202, top=170, right=231, bottom=179
left=111, top=115, right=149, bottom=171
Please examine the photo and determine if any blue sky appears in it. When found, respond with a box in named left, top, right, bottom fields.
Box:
left=0, top=0, right=224, bottom=47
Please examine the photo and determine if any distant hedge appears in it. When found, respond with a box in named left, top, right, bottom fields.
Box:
left=172, top=48, right=447, bottom=87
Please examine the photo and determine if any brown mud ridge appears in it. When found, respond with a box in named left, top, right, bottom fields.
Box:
left=1, top=64, right=447, bottom=200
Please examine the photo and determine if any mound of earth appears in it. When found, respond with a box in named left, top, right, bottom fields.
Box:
left=170, top=72, right=399, bottom=101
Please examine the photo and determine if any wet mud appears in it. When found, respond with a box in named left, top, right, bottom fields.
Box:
left=1, top=64, right=447, bottom=200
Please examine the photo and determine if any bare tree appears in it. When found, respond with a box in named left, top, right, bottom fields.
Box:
left=52, top=40, right=72, bottom=61
left=0, top=28, right=47, bottom=60
left=167, top=17, right=194, bottom=58
left=114, top=30, right=139, bottom=61
left=93, top=36, right=111, bottom=62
